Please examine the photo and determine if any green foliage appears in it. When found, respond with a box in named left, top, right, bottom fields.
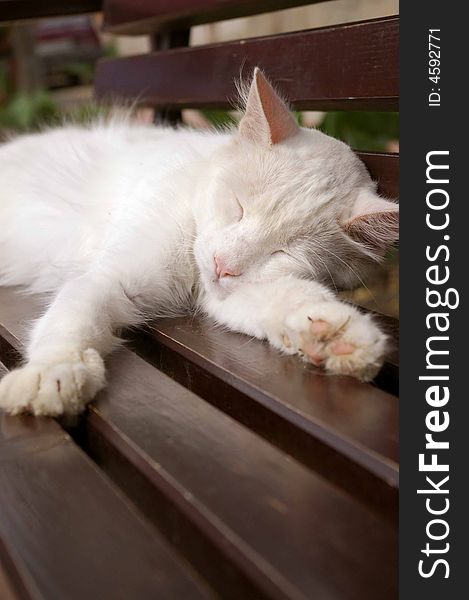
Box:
left=202, top=109, right=237, bottom=128
left=1, top=55, right=60, bottom=131
left=0, top=90, right=112, bottom=132
left=62, top=62, right=95, bottom=85
left=202, top=108, right=398, bottom=152
left=0, top=65, right=9, bottom=97
left=0, top=31, right=114, bottom=133
left=0, top=91, right=60, bottom=131
left=318, top=112, right=399, bottom=152
left=103, top=43, right=118, bottom=59
left=64, top=102, right=111, bottom=124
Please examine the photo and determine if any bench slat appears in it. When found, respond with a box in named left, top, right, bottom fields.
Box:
left=0, top=289, right=398, bottom=518
left=147, top=314, right=399, bottom=462
left=130, top=316, right=398, bottom=514
left=0, top=287, right=397, bottom=599
left=357, top=152, right=399, bottom=199
left=90, top=351, right=398, bottom=600
left=103, top=0, right=331, bottom=35
left=95, top=16, right=399, bottom=112
left=0, top=558, right=19, bottom=600
left=0, top=386, right=210, bottom=599
left=0, top=0, right=101, bottom=21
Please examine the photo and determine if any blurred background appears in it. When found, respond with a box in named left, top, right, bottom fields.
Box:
left=0, top=0, right=399, bottom=316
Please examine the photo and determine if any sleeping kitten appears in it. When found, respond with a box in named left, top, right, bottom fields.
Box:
left=0, top=68, right=398, bottom=417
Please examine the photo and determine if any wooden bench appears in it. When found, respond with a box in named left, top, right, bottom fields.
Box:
left=0, top=1, right=399, bottom=598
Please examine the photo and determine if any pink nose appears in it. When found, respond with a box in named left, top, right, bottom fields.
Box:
left=214, top=255, right=241, bottom=279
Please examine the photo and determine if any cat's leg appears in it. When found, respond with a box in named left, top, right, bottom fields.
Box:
left=0, top=272, right=140, bottom=417
left=203, top=277, right=387, bottom=381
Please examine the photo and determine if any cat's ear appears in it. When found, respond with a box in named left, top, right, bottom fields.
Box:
left=238, top=67, right=299, bottom=146
left=342, top=188, right=399, bottom=256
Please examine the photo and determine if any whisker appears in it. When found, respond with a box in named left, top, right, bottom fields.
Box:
left=314, top=241, right=378, bottom=307
left=308, top=247, right=339, bottom=294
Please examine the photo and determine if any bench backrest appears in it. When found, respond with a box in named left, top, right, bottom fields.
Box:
left=96, top=1, right=399, bottom=199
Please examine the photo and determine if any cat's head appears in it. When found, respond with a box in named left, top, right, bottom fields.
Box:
left=193, top=68, right=398, bottom=299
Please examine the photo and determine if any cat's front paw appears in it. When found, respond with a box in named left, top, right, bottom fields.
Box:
left=278, top=302, right=387, bottom=381
left=0, top=349, right=105, bottom=417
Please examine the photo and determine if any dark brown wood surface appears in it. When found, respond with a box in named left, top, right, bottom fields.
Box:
left=0, top=289, right=399, bottom=497
left=130, top=316, right=398, bottom=515
left=0, top=325, right=211, bottom=599
left=357, top=152, right=399, bottom=200
left=0, top=288, right=399, bottom=518
left=87, top=350, right=398, bottom=599
left=0, top=288, right=397, bottom=599
left=0, top=557, right=18, bottom=600
left=0, top=0, right=101, bottom=21
left=103, top=0, right=330, bottom=35
left=95, top=16, right=399, bottom=112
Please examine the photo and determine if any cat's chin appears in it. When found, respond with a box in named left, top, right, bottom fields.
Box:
left=197, top=269, right=234, bottom=300
left=202, top=279, right=230, bottom=300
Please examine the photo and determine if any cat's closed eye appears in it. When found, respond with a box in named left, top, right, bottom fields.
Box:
left=234, top=196, right=244, bottom=221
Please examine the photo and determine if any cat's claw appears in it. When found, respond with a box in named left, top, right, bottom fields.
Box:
left=0, top=349, right=105, bottom=417
left=280, top=303, right=387, bottom=381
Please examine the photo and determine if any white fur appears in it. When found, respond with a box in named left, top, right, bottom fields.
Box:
left=0, top=70, right=398, bottom=416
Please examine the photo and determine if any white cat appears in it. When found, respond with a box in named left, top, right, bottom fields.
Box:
left=0, top=68, right=398, bottom=417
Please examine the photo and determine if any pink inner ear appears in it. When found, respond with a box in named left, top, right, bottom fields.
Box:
left=254, top=71, right=298, bottom=144
left=343, top=210, right=399, bottom=255
left=239, top=68, right=298, bottom=146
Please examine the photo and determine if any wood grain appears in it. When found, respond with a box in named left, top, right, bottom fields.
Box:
left=0, top=287, right=398, bottom=599
left=357, top=152, right=399, bottom=199
left=103, top=0, right=330, bottom=35
left=88, top=349, right=398, bottom=600
left=0, top=0, right=101, bottom=21
left=95, top=16, right=399, bottom=112
left=0, top=287, right=398, bottom=517
left=129, top=315, right=398, bottom=517
left=0, top=560, right=18, bottom=600
left=0, top=338, right=211, bottom=600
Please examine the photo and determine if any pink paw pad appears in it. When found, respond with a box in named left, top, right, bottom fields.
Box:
left=309, top=319, right=330, bottom=337
left=330, top=341, right=356, bottom=356
left=304, top=342, right=326, bottom=366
